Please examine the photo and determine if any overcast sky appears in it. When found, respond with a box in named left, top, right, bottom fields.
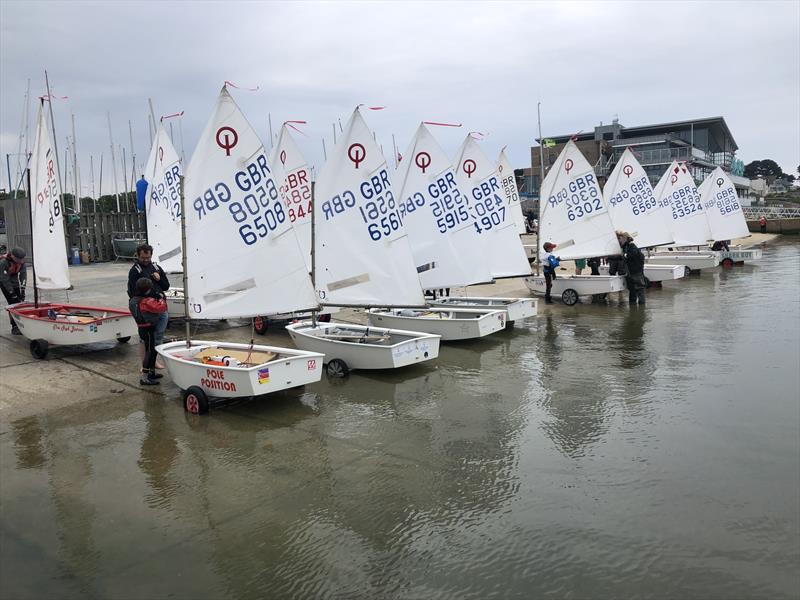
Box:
left=1, top=0, right=798, bottom=196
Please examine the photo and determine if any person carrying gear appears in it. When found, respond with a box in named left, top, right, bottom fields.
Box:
left=0, top=247, right=27, bottom=335
left=617, top=231, right=647, bottom=306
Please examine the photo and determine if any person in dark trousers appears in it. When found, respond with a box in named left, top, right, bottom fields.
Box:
left=587, top=256, right=601, bottom=275
left=128, top=244, right=170, bottom=367
left=542, top=242, right=560, bottom=304
left=1, top=247, right=27, bottom=334
left=759, top=216, right=767, bottom=233
left=617, top=231, right=647, bottom=305
left=129, top=277, right=168, bottom=385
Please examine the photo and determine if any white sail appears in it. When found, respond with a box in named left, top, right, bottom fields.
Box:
left=143, top=124, right=182, bottom=272
left=314, top=107, right=425, bottom=307
left=182, top=87, right=317, bottom=319
left=29, top=101, right=70, bottom=290
left=604, top=148, right=673, bottom=248
left=269, top=125, right=312, bottom=271
left=393, top=123, right=492, bottom=288
left=697, top=167, right=750, bottom=241
left=538, top=140, right=619, bottom=260
left=654, top=161, right=713, bottom=246
left=454, top=135, right=530, bottom=277
left=497, top=149, right=527, bottom=235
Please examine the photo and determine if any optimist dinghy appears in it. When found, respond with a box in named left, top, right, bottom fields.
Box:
left=285, top=107, right=441, bottom=376
left=141, top=123, right=185, bottom=318
left=374, top=123, right=528, bottom=334
left=155, top=87, right=323, bottom=413
left=8, top=100, right=137, bottom=358
left=524, top=140, right=623, bottom=304
left=647, top=162, right=718, bottom=273
left=698, top=168, right=759, bottom=267
left=367, top=307, right=506, bottom=341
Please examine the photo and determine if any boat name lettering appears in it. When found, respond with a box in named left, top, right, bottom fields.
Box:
left=714, top=186, right=740, bottom=214
left=669, top=185, right=702, bottom=220
left=501, top=174, right=518, bottom=204
left=150, top=165, right=182, bottom=221
left=52, top=323, right=83, bottom=333
left=279, top=167, right=312, bottom=224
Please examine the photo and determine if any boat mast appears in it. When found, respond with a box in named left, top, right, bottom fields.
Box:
left=71, top=113, right=80, bottom=212
left=536, top=101, right=545, bottom=276
left=26, top=166, right=38, bottom=308
left=107, top=112, right=120, bottom=212
left=310, top=167, right=317, bottom=327
left=179, top=175, right=190, bottom=345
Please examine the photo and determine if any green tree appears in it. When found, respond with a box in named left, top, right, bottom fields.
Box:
left=744, top=159, right=784, bottom=182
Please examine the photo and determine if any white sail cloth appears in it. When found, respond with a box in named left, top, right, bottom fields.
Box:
left=538, top=140, right=619, bottom=260
left=497, top=149, right=527, bottom=235
left=604, top=148, right=673, bottom=248
left=143, top=124, right=183, bottom=273
left=393, top=123, right=491, bottom=289
left=697, top=167, right=750, bottom=241
left=313, top=107, right=425, bottom=307
left=30, top=101, right=70, bottom=290
left=269, top=125, right=313, bottom=271
left=653, top=161, right=713, bottom=246
left=454, top=135, right=530, bottom=277
left=182, top=87, right=317, bottom=319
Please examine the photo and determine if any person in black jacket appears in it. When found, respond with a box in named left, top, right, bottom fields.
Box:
left=127, top=244, right=169, bottom=367
left=617, top=231, right=646, bottom=305
left=1, top=247, right=27, bottom=334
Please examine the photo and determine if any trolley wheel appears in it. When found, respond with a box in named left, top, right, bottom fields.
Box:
left=117, top=336, right=131, bottom=344
left=684, top=267, right=694, bottom=276
left=318, top=313, right=332, bottom=323
left=183, top=386, right=209, bottom=415
left=253, top=316, right=269, bottom=335
left=561, top=289, right=579, bottom=306
left=326, top=358, right=349, bottom=378
left=30, top=339, right=49, bottom=360
left=721, top=258, right=734, bottom=268
left=505, top=320, right=515, bottom=329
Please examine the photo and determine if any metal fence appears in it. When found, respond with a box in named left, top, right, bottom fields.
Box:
left=743, top=206, right=800, bottom=219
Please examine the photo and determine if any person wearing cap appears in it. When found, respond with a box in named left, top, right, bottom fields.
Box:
left=542, top=242, right=560, bottom=304
left=617, top=231, right=647, bottom=305
left=0, top=247, right=27, bottom=334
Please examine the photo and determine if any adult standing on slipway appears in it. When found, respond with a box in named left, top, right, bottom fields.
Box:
left=617, top=231, right=646, bottom=306
left=127, top=244, right=169, bottom=367
left=0, top=247, right=27, bottom=335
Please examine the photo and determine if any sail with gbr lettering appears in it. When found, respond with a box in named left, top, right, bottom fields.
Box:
left=653, top=161, right=712, bottom=246
left=697, top=167, right=750, bottom=241
left=30, top=101, right=70, bottom=290
left=393, top=122, right=491, bottom=289
left=497, top=149, right=527, bottom=235
left=269, top=125, right=313, bottom=271
left=143, top=124, right=183, bottom=273
left=604, top=148, right=673, bottom=248
left=538, top=140, right=619, bottom=260
left=313, top=107, right=424, bottom=307
left=182, top=86, right=316, bottom=319
left=454, top=135, right=530, bottom=277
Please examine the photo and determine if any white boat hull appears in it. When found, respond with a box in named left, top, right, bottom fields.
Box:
left=599, top=264, right=687, bottom=282
left=429, top=296, right=537, bottom=323
left=367, top=308, right=506, bottom=341
left=286, top=321, right=440, bottom=371
left=524, top=275, right=626, bottom=299
left=8, top=302, right=138, bottom=345
left=647, top=251, right=719, bottom=271
left=156, top=340, right=324, bottom=398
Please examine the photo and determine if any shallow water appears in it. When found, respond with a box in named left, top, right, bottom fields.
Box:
left=2, top=241, right=799, bottom=599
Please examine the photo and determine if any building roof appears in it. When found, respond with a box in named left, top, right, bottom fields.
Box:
left=538, top=117, right=738, bottom=151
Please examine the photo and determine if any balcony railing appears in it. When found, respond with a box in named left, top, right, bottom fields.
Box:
left=743, top=206, right=800, bottom=219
